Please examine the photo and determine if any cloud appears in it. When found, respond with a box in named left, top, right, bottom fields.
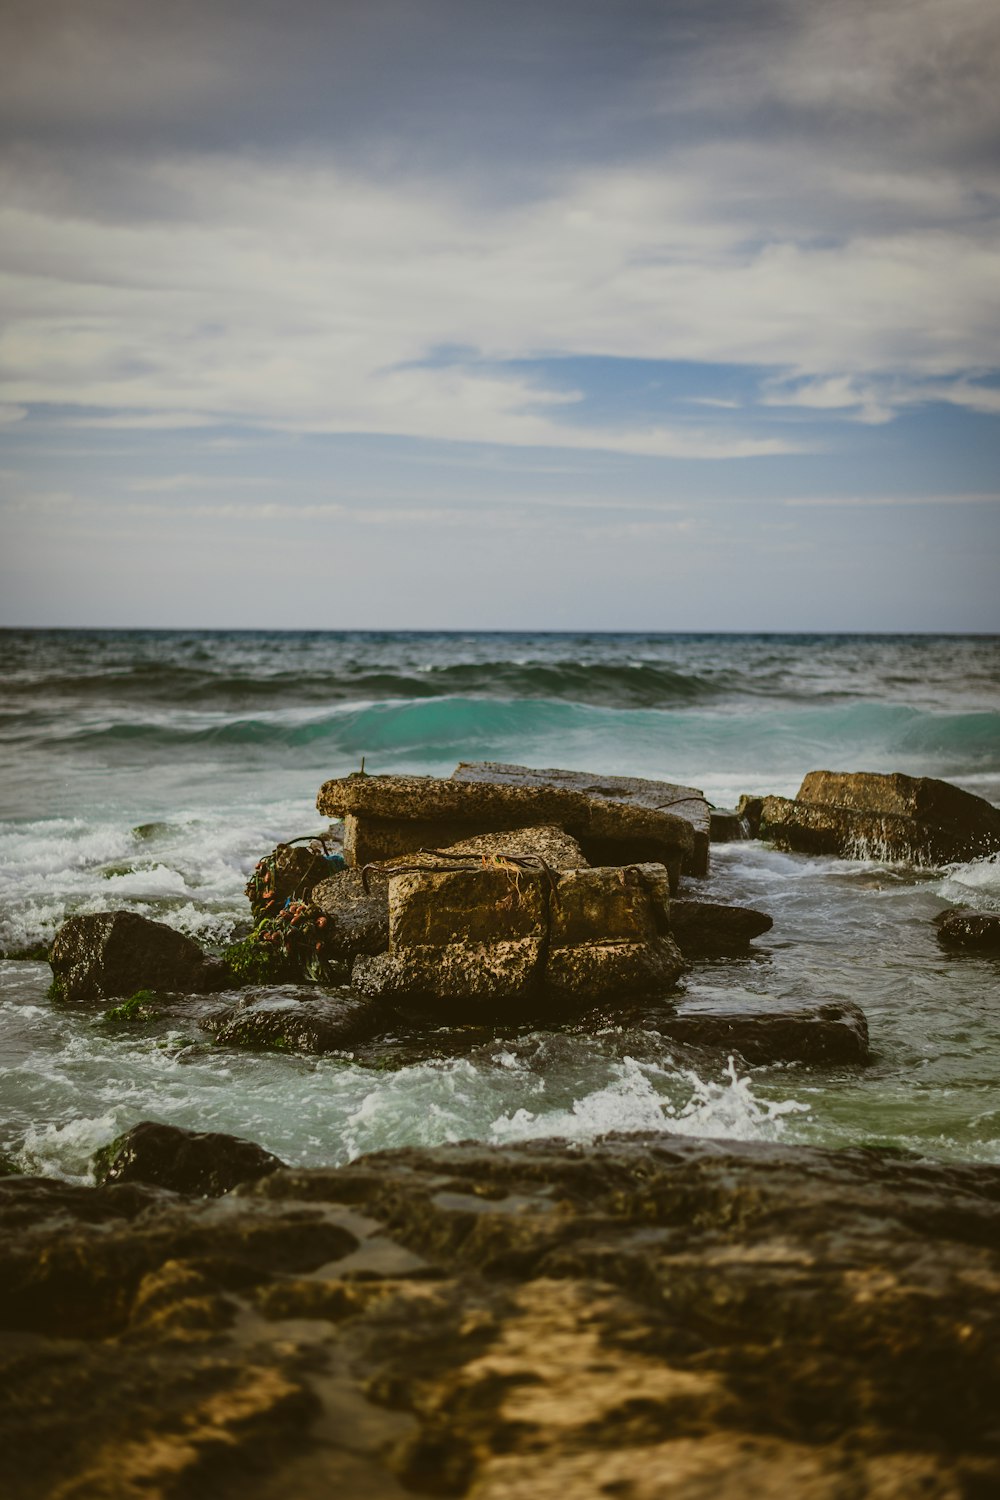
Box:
left=0, top=0, right=998, bottom=455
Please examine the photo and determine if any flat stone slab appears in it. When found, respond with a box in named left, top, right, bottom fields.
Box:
left=3, top=1135, right=998, bottom=1496
left=453, top=761, right=711, bottom=876
left=658, top=997, right=870, bottom=1065
left=316, top=772, right=696, bottom=883
left=669, top=900, right=773, bottom=956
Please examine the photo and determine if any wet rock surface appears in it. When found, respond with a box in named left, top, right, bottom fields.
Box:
left=91, top=1121, right=285, bottom=1196
left=452, top=761, right=711, bottom=876
left=208, top=992, right=390, bottom=1053
left=353, top=862, right=687, bottom=1010
left=936, top=909, right=1000, bottom=952
left=2, top=1133, right=998, bottom=1498
left=746, top=769, right=1000, bottom=865
left=316, top=771, right=696, bottom=886
left=659, top=997, right=870, bottom=1065
left=668, top=899, right=773, bottom=955
left=50, top=910, right=227, bottom=1004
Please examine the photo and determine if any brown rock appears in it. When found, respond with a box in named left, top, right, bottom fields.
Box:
left=546, top=864, right=685, bottom=1002
left=756, top=771, right=1000, bottom=865
left=659, top=997, right=869, bottom=1065
left=316, top=772, right=695, bottom=888
left=2, top=1135, right=998, bottom=1497
left=935, top=909, right=1000, bottom=952
left=91, top=1120, right=284, bottom=1197
left=669, top=900, right=773, bottom=955
left=452, top=761, right=711, bottom=876
left=49, top=911, right=225, bottom=1004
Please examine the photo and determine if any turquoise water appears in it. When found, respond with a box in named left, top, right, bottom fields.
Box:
left=1, top=629, right=998, bottom=1177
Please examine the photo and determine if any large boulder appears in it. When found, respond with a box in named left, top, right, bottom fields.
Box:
left=747, top=770, right=1000, bottom=865
left=353, top=861, right=686, bottom=1010
left=452, top=762, right=711, bottom=876
left=49, top=911, right=226, bottom=1004
left=545, top=864, right=685, bottom=1002
left=316, top=771, right=696, bottom=890
left=91, top=1121, right=284, bottom=1196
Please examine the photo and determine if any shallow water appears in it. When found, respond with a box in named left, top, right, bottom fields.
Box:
left=2, top=629, right=998, bottom=1179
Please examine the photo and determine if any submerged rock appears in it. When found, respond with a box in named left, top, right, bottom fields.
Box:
left=668, top=899, right=773, bottom=955
left=207, top=992, right=388, bottom=1053
left=91, top=1120, right=284, bottom=1196
left=49, top=911, right=226, bottom=1004
left=316, top=770, right=697, bottom=889
left=659, top=997, right=870, bottom=1065
left=1, top=1134, right=998, bottom=1496
left=936, top=909, right=1000, bottom=952
left=749, top=769, right=1000, bottom=865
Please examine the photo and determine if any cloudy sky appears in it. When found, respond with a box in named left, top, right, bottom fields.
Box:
left=1, top=0, right=998, bottom=630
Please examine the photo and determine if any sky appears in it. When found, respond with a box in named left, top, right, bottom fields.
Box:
left=1, top=0, right=998, bottom=631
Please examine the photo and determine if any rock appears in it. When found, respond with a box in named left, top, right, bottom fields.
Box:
left=452, top=761, right=711, bottom=876
left=207, top=992, right=389, bottom=1053
left=305, top=867, right=391, bottom=963
left=669, top=899, right=773, bottom=955
left=708, top=807, right=752, bottom=842
left=49, top=911, right=226, bottom=1004
left=2, top=1135, right=998, bottom=1496
left=354, top=862, right=686, bottom=1010
left=658, top=997, right=870, bottom=1065
left=428, top=822, right=587, bottom=871
left=353, top=865, right=550, bottom=1008
left=91, top=1121, right=284, bottom=1196
left=755, top=771, right=1000, bottom=865
left=316, top=771, right=696, bottom=890
left=936, top=909, right=1000, bottom=952
left=545, top=864, right=685, bottom=1002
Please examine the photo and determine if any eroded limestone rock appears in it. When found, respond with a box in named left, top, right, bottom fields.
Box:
left=452, top=761, right=711, bottom=876
left=1, top=1134, right=998, bottom=1497
left=659, top=997, right=869, bottom=1064
left=747, top=770, right=1000, bottom=865
left=354, top=861, right=685, bottom=1010
left=49, top=911, right=226, bottom=1004
left=316, top=771, right=695, bottom=888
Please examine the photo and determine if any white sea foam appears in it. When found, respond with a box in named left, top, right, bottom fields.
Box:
left=938, top=853, right=1000, bottom=911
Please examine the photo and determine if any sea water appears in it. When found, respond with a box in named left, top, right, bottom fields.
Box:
left=1, top=629, right=998, bottom=1181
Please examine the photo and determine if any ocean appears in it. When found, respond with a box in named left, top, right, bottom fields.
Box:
left=1, top=628, right=998, bottom=1180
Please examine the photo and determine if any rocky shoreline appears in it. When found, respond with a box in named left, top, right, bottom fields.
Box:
left=3, top=1130, right=999, bottom=1498
left=7, top=759, right=1000, bottom=1494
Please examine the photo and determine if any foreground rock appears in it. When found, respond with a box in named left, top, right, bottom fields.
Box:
left=743, top=769, right=1000, bottom=865
left=92, top=1121, right=285, bottom=1196
left=936, top=909, right=1000, bottom=952
left=353, top=861, right=686, bottom=1011
left=1, top=1134, right=998, bottom=1498
left=49, top=911, right=226, bottom=1003
left=452, top=761, right=711, bottom=875
left=317, top=770, right=697, bottom=889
